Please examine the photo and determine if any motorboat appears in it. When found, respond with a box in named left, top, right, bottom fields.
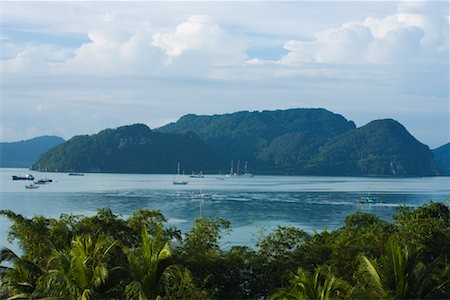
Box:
left=12, top=174, right=34, bottom=180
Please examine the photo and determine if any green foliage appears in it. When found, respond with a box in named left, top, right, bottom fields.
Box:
left=160, top=108, right=356, bottom=174
left=393, top=202, right=450, bottom=263
left=270, top=268, right=348, bottom=300
left=360, top=240, right=448, bottom=299
left=0, top=202, right=448, bottom=299
left=30, top=110, right=439, bottom=176
left=433, top=142, right=450, bottom=175
left=306, top=119, right=439, bottom=176
left=44, top=235, right=118, bottom=299
left=123, top=227, right=173, bottom=300
left=33, top=124, right=223, bottom=173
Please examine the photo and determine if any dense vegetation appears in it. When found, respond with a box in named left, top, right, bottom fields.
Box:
left=0, top=136, right=64, bottom=168
left=33, top=124, right=223, bottom=173
left=159, top=108, right=356, bottom=174
left=433, top=142, right=450, bottom=175
left=1, top=202, right=449, bottom=299
left=159, top=110, right=439, bottom=176
left=32, top=109, right=441, bottom=175
left=305, top=119, right=439, bottom=176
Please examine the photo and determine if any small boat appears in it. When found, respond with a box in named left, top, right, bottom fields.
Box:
left=359, top=196, right=376, bottom=204
left=25, top=184, right=39, bottom=189
left=68, top=172, right=84, bottom=176
left=173, top=163, right=189, bottom=185
left=12, top=174, right=34, bottom=180
left=173, top=181, right=189, bottom=185
left=34, top=179, right=52, bottom=184
left=226, top=160, right=254, bottom=177
left=189, top=171, right=204, bottom=178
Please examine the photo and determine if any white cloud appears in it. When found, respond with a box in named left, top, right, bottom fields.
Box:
left=152, top=15, right=247, bottom=66
left=1, top=44, right=72, bottom=73
left=279, top=1, right=448, bottom=66
left=1, top=1, right=448, bottom=146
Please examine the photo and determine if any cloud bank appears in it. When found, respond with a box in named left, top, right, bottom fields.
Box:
left=1, top=1, right=448, bottom=147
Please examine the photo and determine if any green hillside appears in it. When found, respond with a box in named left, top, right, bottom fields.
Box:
left=32, top=110, right=440, bottom=176
left=33, top=124, right=223, bottom=173
left=433, top=142, right=450, bottom=175
left=159, top=108, right=356, bottom=173
left=305, top=119, right=439, bottom=176
left=0, top=136, right=65, bottom=167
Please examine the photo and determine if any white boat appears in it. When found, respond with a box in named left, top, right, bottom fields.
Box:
left=189, top=171, right=204, bottom=178
left=226, top=160, right=254, bottom=177
left=173, top=163, right=189, bottom=185
left=25, top=184, right=39, bottom=189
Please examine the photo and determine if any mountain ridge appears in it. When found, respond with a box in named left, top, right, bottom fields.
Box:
left=0, top=135, right=65, bottom=167
left=433, top=142, right=450, bottom=175
left=31, top=108, right=441, bottom=176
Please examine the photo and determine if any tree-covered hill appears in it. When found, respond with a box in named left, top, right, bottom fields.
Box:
left=433, top=142, right=450, bottom=175
left=31, top=109, right=441, bottom=176
left=159, top=108, right=356, bottom=173
left=33, top=124, right=223, bottom=173
left=0, top=136, right=65, bottom=167
left=305, top=119, right=439, bottom=176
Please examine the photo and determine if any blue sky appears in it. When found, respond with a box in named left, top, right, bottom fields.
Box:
left=1, top=1, right=449, bottom=148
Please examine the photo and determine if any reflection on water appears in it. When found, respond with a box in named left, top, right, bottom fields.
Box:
left=1, top=168, right=449, bottom=250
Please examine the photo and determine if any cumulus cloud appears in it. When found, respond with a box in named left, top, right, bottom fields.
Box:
left=280, top=1, right=447, bottom=65
left=4, top=14, right=248, bottom=77
left=152, top=15, right=247, bottom=66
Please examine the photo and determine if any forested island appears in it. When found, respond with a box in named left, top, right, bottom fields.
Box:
left=1, top=202, right=448, bottom=299
left=32, top=108, right=444, bottom=176
left=0, top=136, right=64, bottom=168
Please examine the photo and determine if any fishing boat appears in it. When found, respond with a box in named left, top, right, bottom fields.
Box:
left=12, top=174, right=34, bottom=180
left=173, top=163, right=189, bottom=185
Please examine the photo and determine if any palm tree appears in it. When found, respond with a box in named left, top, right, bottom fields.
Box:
left=43, top=235, right=117, bottom=299
left=0, top=247, right=44, bottom=299
left=123, top=226, right=174, bottom=300
left=270, top=268, right=345, bottom=300
left=361, top=239, right=446, bottom=298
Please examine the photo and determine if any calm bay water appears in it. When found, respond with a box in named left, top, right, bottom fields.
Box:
left=1, top=168, right=449, bottom=250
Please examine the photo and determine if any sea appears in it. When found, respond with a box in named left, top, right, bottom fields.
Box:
left=1, top=168, right=449, bottom=251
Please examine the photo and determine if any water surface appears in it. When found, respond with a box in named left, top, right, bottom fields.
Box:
left=1, top=168, right=448, bottom=250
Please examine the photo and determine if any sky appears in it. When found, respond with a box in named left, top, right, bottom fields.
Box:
left=1, top=1, right=449, bottom=148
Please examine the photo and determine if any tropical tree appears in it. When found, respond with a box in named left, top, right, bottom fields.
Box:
left=360, top=239, right=447, bottom=299
left=43, top=235, right=118, bottom=299
left=270, top=268, right=348, bottom=300
left=0, top=247, right=45, bottom=299
left=393, top=202, right=449, bottom=263
left=179, top=217, right=230, bottom=297
left=123, top=226, right=174, bottom=300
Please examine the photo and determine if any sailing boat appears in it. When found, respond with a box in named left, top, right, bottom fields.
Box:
left=242, top=161, right=254, bottom=177
left=226, top=160, right=254, bottom=177
left=173, top=162, right=189, bottom=185
left=226, top=160, right=234, bottom=177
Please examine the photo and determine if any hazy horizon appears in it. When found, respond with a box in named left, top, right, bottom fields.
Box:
left=1, top=1, right=449, bottom=148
